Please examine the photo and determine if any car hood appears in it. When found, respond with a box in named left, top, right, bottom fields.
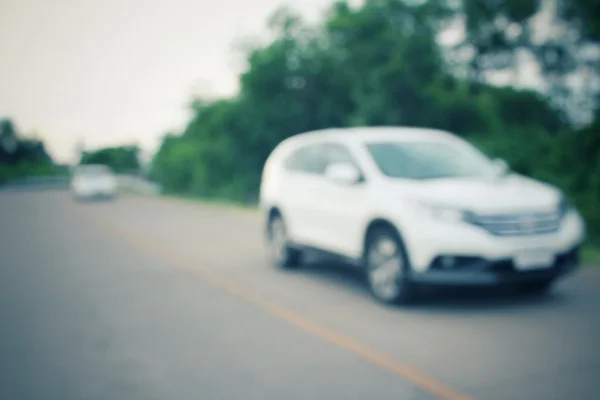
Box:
left=388, top=174, right=561, bottom=213
left=74, top=176, right=116, bottom=186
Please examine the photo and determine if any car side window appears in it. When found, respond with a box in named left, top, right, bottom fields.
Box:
left=320, top=142, right=366, bottom=182
left=322, top=143, right=359, bottom=169
left=283, top=144, right=324, bottom=175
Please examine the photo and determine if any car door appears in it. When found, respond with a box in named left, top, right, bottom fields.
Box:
left=278, top=143, right=328, bottom=247
left=312, top=142, right=371, bottom=258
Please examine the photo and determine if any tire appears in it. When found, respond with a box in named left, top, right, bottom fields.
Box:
left=266, top=213, right=302, bottom=269
left=72, top=192, right=85, bottom=202
left=364, top=226, right=414, bottom=305
left=517, top=279, right=554, bottom=295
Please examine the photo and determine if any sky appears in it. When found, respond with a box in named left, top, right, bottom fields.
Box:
left=0, top=0, right=360, bottom=164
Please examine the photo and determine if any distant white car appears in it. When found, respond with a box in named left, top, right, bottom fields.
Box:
left=259, top=127, right=585, bottom=305
left=71, top=164, right=118, bottom=200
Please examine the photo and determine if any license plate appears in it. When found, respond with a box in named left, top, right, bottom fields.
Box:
left=514, top=249, right=554, bottom=270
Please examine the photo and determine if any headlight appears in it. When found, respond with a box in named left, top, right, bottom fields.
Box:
left=558, top=195, right=572, bottom=219
left=415, top=201, right=469, bottom=223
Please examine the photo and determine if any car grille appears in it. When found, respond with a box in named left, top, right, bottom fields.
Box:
left=467, top=211, right=561, bottom=236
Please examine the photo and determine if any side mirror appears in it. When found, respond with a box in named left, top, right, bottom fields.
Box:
left=491, top=158, right=509, bottom=177
left=325, top=162, right=361, bottom=185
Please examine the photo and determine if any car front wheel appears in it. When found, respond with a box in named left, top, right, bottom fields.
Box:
left=365, top=226, right=414, bottom=305
left=266, top=214, right=302, bottom=269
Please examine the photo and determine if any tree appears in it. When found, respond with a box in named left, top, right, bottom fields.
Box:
left=80, top=145, right=141, bottom=174
left=0, top=118, right=57, bottom=183
left=0, top=119, right=18, bottom=158
left=455, top=0, right=600, bottom=124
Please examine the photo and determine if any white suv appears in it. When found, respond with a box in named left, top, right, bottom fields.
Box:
left=259, top=127, right=585, bottom=305
left=71, top=164, right=118, bottom=201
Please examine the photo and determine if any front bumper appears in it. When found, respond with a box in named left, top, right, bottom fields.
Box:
left=402, top=209, right=585, bottom=267
left=73, top=187, right=117, bottom=199
left=409, top=245, right=581, bottom=286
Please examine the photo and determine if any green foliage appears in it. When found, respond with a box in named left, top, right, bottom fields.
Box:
left=0, top=119, right=17, bottom=139
left=150, top=0, right=600, bottom=242
left=459, top=0, right=600, bottom=123
left=0, top=118, right=57, bottom=184
left=80, top=145, right=140, bottom=174
left=0, top=161, right=55, bottom=183
left=559, top=0, right=600, bottom=42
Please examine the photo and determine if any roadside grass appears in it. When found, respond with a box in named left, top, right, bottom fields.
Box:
left=159, top=193, right=260, bottom=214
left=582, top=245, right=600, bottom=266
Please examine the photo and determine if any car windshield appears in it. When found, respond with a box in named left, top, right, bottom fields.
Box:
left=75, top=165, right=112, bottom=177
left=365, top=140, right=496, bottom=180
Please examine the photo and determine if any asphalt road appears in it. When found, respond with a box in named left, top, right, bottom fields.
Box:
left=1, top=191, right=599, bottom=400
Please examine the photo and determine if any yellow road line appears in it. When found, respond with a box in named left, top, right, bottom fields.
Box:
left=85, top=210, right=475, bottom=400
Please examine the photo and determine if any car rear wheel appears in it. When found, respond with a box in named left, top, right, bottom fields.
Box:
left=365, top=226, right=414, bottom=305
left=267, top=214, right=302, bottom=269
left=72, top=191, right=85, bottom=202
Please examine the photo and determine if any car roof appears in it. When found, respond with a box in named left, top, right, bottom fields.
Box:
left=74, top=164, right=112, bottom=173
left=281, top=126, right=457, bottom=147
left=76, top=164, right=107, bottom=169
